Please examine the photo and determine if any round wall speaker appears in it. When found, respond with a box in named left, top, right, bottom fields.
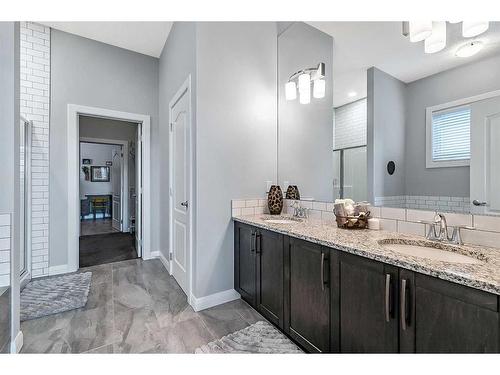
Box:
left=387, top=161, right=396, bottom=175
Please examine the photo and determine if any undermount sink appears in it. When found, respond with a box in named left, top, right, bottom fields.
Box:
left=378, top=239, right=484, bottom=265
left=264, top=219, right=297, bottom=224
left=262, top=216, right=302, bottom=224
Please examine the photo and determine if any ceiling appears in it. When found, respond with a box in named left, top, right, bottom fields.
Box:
left=41, top=22, right=173, bottom=57
left=308, top=22, right=500, bottom=107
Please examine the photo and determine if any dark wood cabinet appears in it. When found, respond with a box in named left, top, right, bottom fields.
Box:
left=337, top=253, right=399, bottom=353
left=402, top=273, right=499, bottom=353
left=256, top=228, right=284, bottom=328
left=234, top=221, right=500, bottom=353
left=284, top=237, right=330, bottom=353
left=234, top=222, right=257, bottom=306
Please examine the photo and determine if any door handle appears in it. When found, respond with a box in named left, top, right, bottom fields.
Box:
left=400, top=279, right=409, bottom=331
left=255, top=233, right=262, bottom=254
left=250, top=231, right=256, bottom=252
left=320, top=252, right=329, bottom=291
left=180, top=200, right=188, bottom=208
left=472, top=200, right=487, bottom=206
left=385, top=274, right=391, bottom=323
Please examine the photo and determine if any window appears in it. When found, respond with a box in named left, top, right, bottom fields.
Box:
left=426, top=105, right=471, bottom=168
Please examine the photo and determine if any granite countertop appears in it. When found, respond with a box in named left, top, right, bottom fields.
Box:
left=233, top=214, right=500, bottom=295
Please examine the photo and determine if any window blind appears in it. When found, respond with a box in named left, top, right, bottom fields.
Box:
left=432, top=106, right=471, bottom=162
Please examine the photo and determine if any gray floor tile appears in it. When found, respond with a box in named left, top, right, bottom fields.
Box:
left=161, top=317, right=215, bottom=353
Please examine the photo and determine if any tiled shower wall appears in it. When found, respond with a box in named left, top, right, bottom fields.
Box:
left=374, top=195, right=471, bottom=213
left=231, top=198, right=500, bottom=249
left=0, top=214, right=11, bottom=288
left=20, top=22, right=50, bottom=277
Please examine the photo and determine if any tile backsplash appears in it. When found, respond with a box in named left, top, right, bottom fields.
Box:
left=231, top=197, right=500, bottom=250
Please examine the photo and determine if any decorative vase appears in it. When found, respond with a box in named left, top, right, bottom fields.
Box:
left=285, top=185, right=300, bottom=200
left=267, top=185, right=284, bottom=215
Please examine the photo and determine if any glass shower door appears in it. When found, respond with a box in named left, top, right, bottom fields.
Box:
left=19, top=117, right=31, bottom=281
left=333, top=145, right=367, bottom=202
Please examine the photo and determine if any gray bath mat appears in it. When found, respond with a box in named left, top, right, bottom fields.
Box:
left=21, top=272, right=92, bottom=321
left=195, top=320, right=303, bottom=354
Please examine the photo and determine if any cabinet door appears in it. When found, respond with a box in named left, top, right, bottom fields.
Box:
left=338, top=253, right=399, bottom=353
left=284, top=237, right=330, bottom=353
left=234, top=222, right=257, bottom=306
left=256, top=228, right=284, bottom=329
left=409, top=273, right=499, bottom=353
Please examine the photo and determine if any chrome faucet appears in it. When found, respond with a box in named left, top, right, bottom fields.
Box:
left=424, top=212, right=464, bottom=245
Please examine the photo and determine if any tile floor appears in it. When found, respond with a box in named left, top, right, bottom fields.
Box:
left=80, top=218, right=119, bottom=236
left=21, top=258, right=264, bottom=353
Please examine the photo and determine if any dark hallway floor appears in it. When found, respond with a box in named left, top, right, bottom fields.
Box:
left=79, top=232, right=138, bottom=268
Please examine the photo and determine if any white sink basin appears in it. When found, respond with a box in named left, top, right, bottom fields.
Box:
left=264, top=219, right=297, bottom=224
left=380, top=240, right=483, bottom=264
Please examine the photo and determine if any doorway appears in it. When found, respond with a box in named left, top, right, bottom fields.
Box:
left=78, top=132, right=138, bottom=267
left=169, top=76, right=193, bottom=298
left=67, top=105, right=152, bottom=272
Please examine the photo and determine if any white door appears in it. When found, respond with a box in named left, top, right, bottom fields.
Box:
left=111, top=146, right=123, bottom=231
left=170, top=86, right=190, bottom=294
left=470, top=96, right=500, bottom=215
left=135, top=126, right=142, bottom=256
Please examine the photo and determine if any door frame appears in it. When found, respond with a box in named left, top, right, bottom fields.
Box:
left=19, top=116, right=32, bottom=287
left=79, top=137, right=129, bottom=231
left=168, top=75, right=194, bottom=304
left=67, top=104, right=151, bottom=272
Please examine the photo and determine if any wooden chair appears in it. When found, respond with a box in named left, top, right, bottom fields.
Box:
left=92, top=197, right=109, bottom=220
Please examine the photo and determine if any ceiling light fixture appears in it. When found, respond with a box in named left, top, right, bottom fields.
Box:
left=462, top=21, right=489, bottom=37
left=285, top=63, right=325, bottom=104
left=409, top=21, right=433, bottom=42
left=455, top=41, right=484, bottom=57
left=425, top=21, right=447, bottom=54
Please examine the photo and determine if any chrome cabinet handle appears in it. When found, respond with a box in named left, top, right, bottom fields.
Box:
left=472, top=200, right=487, bottom=206
left=385, top=274, right=391, bottom=323
left=255, top=233, right=261, bottom=254
left=250, top=231, right=256, bottom=252
left=400, top=279, right=407, bottom=331
left=320, top=252, right=329, bottom=291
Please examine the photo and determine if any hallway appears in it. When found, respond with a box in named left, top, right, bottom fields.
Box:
left=21, top=259, right=264, bottom=353
left=79, top=232, right=137, bottom=267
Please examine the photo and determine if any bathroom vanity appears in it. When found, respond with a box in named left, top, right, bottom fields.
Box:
left=233, top=216, right=500, bottom=353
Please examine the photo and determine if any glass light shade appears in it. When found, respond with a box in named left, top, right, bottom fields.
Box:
left=462, top=21, right=489, bottom=37
left=299, top=84, right=311, bottom=104
left=298, top=73, right=311, bottom=93
left=285, top=81, right=297, bottom=100
left=409, top=21, right=433, bottom=42
left=455, top=41, right=484, bottom=57
left=313, top=79, right=325, bottom=99
left=425, top=22, right=446, bottom=54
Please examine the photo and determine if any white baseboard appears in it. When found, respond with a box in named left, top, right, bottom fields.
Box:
left=190, top=289, right=241, bottom=312
left=10, top=330, right=23, bottom=353
left=48, top=264, right=72, bottom=276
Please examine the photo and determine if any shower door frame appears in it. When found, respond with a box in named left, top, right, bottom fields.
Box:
left=20, top=116, right=32, bottom=287
left=333, top=144, right=367, bottom=200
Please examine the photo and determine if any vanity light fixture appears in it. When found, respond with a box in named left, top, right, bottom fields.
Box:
left=455, top=40, right=484, bottom=57
left=285, top=62, right=325, bottom=104
left=285, top=81, right=297, bottom=100
left=409, top=21, right=433, bottom=42
left=462, top=21, right=489, bottom=37
left=425, top=21, right=446, bottom=54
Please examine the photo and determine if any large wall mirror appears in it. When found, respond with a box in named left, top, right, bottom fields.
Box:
left=277, top=21, right=500, bottom=214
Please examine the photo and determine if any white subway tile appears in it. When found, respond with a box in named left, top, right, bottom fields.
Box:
left=380, top=207, right=405, bottom=220
left=406, top=209, right=436, bottom=223
left=241, top=207, right=255, bottom=216
left=461, top=229, right=500, bottom=248
left=379, top=219, right=397, bottom=232
left=397, top=221, right=426, bottom=237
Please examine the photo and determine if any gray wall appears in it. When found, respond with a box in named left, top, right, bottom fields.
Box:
left=50, top=30, right=159, bottom=267
left=195, top=22, right=277, bottom=298
left=0, top=21, right=20, bottom=353
left=405, top=53, right=500, bottom=197
left=367, top=67, right=406, bottom=203
left=157, top=22, right=197, bottom=262
left=79, top=116, right=137, bottom=141
left=278, top=22, right=334, bottom=201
